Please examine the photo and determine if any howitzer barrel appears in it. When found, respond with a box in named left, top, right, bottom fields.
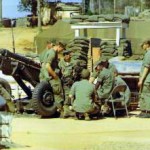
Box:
left=0, top=49, right=41, bottom=69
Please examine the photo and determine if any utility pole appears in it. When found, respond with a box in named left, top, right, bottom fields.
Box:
left=114, top=0, right=116, bottom=14
left=37, top=0, right=42, bottom=33
left=0, top=0, right=2, bottom=26
left=82, top=0, right=86, bottom=14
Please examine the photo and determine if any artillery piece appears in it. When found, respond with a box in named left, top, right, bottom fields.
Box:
left=0, top=49, right=57, bottom=117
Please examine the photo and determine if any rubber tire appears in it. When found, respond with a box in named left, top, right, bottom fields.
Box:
left=0, top=77, right=11, bottom=94
left=32, top=81, right=57, bottom=117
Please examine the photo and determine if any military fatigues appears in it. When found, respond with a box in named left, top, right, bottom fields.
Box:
left=58, top=58, right=75, bottom=103
left=97, top=68, right=115, bottom=99
left=91, top=63, right=116, bottom=79
left=139, top=50, right=150, bottom=111
left=70, top=79, right=99, bottom=114
left=115, top=76, right=131, bottom=105
left=39, top=48, right=64, bottom=108
left=0, top=85, right=15, bottom=112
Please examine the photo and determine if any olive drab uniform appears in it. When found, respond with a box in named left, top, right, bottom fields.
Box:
left=70, top=79, right=98, bottom=114
left=39, top=48, right=64, bottom=108
left=97, top=68, right=114, bottom=99
left=139, top=50, right=150, bottom=111
left=114, top=76, right=131, bottom=105
left=58, top=58, right=75, bottom=104
left=91, top=63, right=116, bottom=79
left=0, top=85, right=15, bottom=112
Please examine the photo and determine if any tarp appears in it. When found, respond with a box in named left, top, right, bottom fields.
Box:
left=35, top=20, right=74, bottom=53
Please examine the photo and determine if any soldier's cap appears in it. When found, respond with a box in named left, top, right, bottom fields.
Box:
left=81, top=69, right=90, bottom=79
left=94, top=57, right=108, bottom=69
left=57, top=41, right=66, bottom=49
left=63, top=49, right=72, bottom=55
left=140, top=39, right=150, bottom=48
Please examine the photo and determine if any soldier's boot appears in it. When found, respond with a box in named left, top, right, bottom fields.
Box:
left=63, top=105, right=75, bottom=118
left=84, top=113, right=91, bottom=121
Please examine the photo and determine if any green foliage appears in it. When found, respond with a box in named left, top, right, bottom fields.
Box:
left=18, top=0, right=33, bottom=12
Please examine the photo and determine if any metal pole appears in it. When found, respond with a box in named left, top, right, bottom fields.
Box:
left=11, top=20, right=15, bottom=53
left=0, top=0, right=2, bottom=25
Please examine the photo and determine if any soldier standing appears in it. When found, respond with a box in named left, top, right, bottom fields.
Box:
left=138, top=39, right=150, bottom=118
left=39, top=39, right=55, bottom=62
left=58, top=50, right=75, bottom=118
left=39, top=41, right=66, bottom=112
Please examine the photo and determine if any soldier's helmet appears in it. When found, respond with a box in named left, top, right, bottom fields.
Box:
left=81, top=69, right=90, bottom=79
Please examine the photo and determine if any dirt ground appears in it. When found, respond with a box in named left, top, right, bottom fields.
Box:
left=1, top=27, right=150, bottom=150
left=8, top=113, right=150, bottom=150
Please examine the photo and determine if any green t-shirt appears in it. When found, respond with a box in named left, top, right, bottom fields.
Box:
left=97, top=68, right=114, bottom=99
left=70, top=79, right=95, bottom=113
left=58, top=58, right=75, bottom=78
left=140, top=50, right=150, bottom=84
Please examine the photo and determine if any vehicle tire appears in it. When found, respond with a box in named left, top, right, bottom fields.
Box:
left=32, top=81, right=57, bottom=117
left=0, top=77, right=11, bottom=94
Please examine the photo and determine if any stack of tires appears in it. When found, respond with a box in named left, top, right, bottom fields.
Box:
left=0, top=112, right=13, bottom=149
left=67, top=37, right=89, bottom=80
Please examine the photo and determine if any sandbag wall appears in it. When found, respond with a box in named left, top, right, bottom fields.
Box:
left=66, top=37, right=89, bottom=80
left=70, top=14, right=130, bottom=24
left=0, top=112, right=13, bottom=148
left=100, top=39, right=132, bottom=59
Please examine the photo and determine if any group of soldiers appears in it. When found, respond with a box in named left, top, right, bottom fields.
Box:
left=38, top=39, right=132, bottom=120
left=0, top=38, right=150, bottom=120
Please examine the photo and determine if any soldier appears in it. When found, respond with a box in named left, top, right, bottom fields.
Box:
left=39, top=39, right=55, bottom=62
left=94, top=60, right=115, bottom=100
left=69, top=69, right=100, bottom=121
left=114, top=69, right=131, bottom=105
left=58, top=50, right=75, bottom=118
left=89, top=57, right=116, bottom=84
left=39, top=41, right=66, bottom=112
left=137, top=39, right=150, bottom=118
left=0, top=85, right=15, bottom=113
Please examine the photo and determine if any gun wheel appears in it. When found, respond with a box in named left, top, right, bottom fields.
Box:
left=32, top=81, right=57, bottom=117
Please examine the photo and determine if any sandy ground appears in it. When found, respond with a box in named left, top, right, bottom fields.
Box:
left=8, top=112, right=150, bottom=150
left=1, top=27, right=150, bottom=150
